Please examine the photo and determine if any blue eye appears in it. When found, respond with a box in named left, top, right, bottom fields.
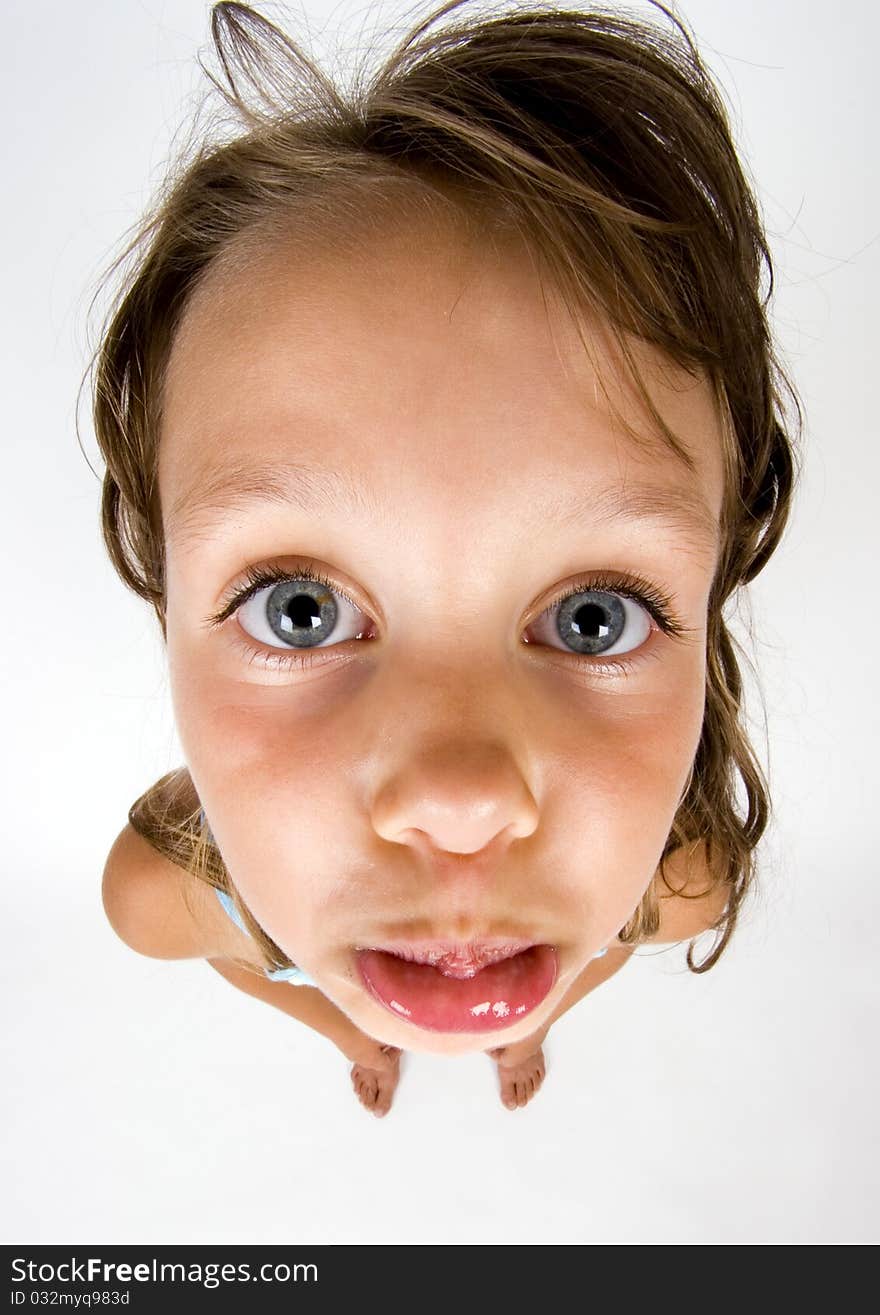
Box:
left=237, top=573, right=368, bottom=651
left=208, top=562, right=691, bottom=677
left=530, top=586, right=653, bottom=660
left=209, top=563, right=372, bottom=660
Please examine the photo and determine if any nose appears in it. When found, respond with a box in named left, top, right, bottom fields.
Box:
left=370, top=738, right=539, bottom=857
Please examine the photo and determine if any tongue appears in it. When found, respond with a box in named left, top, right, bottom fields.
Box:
left=356, top=946, right=557, bottom=1033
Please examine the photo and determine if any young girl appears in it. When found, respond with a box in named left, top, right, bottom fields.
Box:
left=94, top=0, right=802, bottom=1118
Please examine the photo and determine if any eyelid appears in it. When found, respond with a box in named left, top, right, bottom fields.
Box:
left=205, top=560, right=699, bottom=676
left=205, top=561, right=364, bottom=630
left=209, top=563, right=690, bottom=630
left=533, top=570, right=693, bottom=640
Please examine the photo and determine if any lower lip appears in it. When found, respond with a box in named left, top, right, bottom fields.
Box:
left=355, top=946, right=558, bottom=1033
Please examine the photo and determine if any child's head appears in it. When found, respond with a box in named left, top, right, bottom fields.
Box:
left=91, top=0, right=802, bottom=1054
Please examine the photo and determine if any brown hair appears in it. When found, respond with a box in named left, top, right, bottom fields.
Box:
left=86, top=0, right=804, bottom=976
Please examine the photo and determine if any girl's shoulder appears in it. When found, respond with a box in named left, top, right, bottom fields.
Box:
left=102, top=818, right=266, bottom=971
left=647, top=840, right=730, bottom=944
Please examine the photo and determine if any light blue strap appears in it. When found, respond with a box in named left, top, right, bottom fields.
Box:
left=593, top=946, right=608, bottom=958
left=265, top=963, right=318, bottom=987
left=214, top=885, right=248, bottom=934
left=213, top=887, right=316, bottom=986
left=198, top=806, right=216, bottom=846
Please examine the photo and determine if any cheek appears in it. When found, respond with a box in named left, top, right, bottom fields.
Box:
left=545, top=665, right=706, bottom=921
left=168, top=611, right=349, bottom=789
left=166, top=650, right=354, bottom=933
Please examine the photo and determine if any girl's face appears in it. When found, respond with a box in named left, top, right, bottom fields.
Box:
left=159, top=209, right=724, bottom=1055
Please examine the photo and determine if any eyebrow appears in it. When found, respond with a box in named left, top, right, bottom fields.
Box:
left=165, top=457, right=719, bottom=555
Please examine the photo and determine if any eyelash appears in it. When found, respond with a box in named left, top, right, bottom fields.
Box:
left=207, top=561, right=694, bottom=678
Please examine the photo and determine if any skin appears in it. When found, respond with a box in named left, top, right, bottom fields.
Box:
left=158, top=195, right=725, bottom=1069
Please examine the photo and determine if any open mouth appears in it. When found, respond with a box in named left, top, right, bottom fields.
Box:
left=355, top=945, right=558, bottom=1033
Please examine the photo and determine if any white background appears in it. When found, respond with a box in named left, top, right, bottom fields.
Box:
left=2, top=0, right=877, bottom=1244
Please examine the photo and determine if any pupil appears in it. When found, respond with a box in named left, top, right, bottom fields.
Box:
left=283, top=594, right=321, bottom=631
left=573, top=602, right=609, bottom=639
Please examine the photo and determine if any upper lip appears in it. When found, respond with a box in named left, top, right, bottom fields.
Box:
left=360, top=938, right=538, bottom=975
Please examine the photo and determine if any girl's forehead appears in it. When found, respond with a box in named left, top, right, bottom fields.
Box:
left=165, top=210, right=691, bottom=407
left=159, top=222, right=725, bottom=548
